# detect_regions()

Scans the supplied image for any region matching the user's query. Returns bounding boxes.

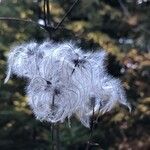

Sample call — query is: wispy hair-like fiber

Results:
[5,41,130,128]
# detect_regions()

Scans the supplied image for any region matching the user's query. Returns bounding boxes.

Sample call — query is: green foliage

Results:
[0,0,149,149]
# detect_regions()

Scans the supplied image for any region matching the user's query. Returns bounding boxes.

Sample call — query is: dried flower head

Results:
[5,41,130,128]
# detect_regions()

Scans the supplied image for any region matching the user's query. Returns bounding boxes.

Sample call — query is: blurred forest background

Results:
[0,0,150,149]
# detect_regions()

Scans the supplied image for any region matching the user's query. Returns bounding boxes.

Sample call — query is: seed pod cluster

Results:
[5,41,130,128]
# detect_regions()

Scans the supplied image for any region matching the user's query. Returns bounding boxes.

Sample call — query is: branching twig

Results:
[0,0,79,34]
[55,0,80,29]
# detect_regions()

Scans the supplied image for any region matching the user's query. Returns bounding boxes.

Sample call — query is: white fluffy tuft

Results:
[5,41,130,127]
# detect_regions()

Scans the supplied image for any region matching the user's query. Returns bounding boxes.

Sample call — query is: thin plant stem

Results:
[51,123,55,150]
[51,91,60,150]
[46,0,50,25]
[55,0,80,29]
[86,105,95,150]
[37,0,42,19]
[51,123,60,150]
[0,0,80,34]
[0,17,56,31]
[86,103,100,150]
[56,124,60,150]
[43,0,47,26]
[51,93,55,150]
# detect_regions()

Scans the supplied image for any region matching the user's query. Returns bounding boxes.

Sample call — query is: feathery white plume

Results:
[4,42,38,83]
[5,40,130,127]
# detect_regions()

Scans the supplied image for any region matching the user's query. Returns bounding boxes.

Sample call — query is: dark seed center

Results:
[54,88,61,95]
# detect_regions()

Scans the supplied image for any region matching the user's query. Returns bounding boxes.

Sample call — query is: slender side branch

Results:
[56,124,60,150]
[0,17,56,30]
[55,0,80,29]
[46,0,50,25]
[0,0,80,33]
[0,17,36,23]
[0,16,72,34]
[43,0,47,26]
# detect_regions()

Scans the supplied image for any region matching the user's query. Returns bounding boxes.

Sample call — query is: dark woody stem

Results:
[43,0,47,26]
[86,99,99,150]
[51,123,55,150]
[46,0,50,25]
[56,124,60,150]
[52,92,55,107]
[51,123,60,150]
[86,105,95,150]
[51,92,60,150]
[51,93,55,150]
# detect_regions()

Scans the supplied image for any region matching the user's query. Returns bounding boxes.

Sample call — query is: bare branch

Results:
[55,0,80,29]
[0,16,61,33]
[0,17,36,23]
[43,0,47,26]
[46,0,51,25]
[0,0,79,35]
